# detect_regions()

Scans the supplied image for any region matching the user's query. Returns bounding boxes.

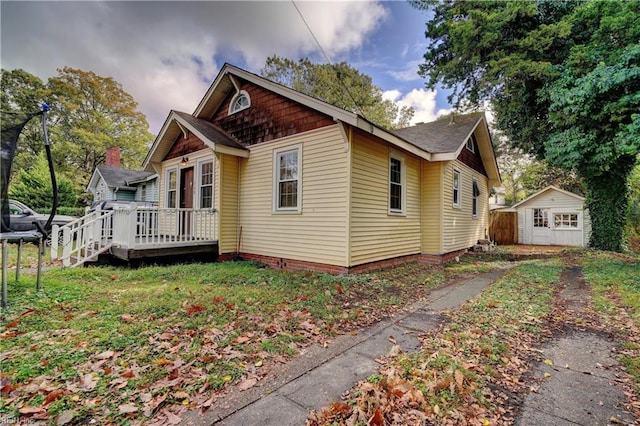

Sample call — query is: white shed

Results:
[511,185,591,247]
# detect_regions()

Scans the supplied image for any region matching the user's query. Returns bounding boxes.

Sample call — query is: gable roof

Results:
[191,63,431,161]
[143,63,500,186]
[392,112,482,154]
[510,185,585,209]
[87,166,156,192]
[142,109,249,171]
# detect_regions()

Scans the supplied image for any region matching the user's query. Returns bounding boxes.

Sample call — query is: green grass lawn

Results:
[1,254,508,425]
[309,257,565,425]
[581,251,640,387]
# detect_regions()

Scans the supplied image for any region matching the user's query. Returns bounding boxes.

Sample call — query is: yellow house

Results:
[141,64,501,273]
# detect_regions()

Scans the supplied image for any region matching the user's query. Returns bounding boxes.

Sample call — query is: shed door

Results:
[530,208,550,245]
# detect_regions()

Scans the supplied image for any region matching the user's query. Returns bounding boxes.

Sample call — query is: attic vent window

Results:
[228,90,251,115]
[466,133,477,153]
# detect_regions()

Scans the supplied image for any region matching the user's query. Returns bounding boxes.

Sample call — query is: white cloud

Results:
[384,88,452,125]
[1,1,388,134]
[386,59,423,82]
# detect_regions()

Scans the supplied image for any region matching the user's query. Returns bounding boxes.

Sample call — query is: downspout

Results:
[335,119,352,268]
[235,156,242,259]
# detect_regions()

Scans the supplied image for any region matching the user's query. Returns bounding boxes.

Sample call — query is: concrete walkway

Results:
[183,268,510,426]
[515,266,635,425]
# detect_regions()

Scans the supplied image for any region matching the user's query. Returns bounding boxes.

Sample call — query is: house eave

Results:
[172,114,249,158]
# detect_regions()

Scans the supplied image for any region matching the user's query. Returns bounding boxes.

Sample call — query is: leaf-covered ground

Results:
[307,251,640,425]
[1,255,507,425]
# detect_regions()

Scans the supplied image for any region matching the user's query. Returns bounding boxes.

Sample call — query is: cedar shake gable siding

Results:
[210,82,335,147]
[457,137,487,177]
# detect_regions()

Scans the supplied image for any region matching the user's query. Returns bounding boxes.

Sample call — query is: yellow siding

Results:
[219,154,239,253]
[442,161,490,252]
[238,126,350,266]
[421,161,443,254]
[349,133,421,266]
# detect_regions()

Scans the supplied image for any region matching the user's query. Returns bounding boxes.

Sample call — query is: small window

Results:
[466,133,477,153]
[199,161,214,208]
[228,90,251,115]
[140,184,147,202]
[533,208,548,228]
[273,145,302,212]
[452,168,461,208]
[472,179,480,217]
[389,155,405,214]
[554,213,579,229]
[167,169,177,208]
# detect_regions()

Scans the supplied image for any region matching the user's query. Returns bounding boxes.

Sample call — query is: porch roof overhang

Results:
[142,110,248,171]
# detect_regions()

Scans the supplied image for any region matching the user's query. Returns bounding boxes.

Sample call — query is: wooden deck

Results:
[110,239,218,261]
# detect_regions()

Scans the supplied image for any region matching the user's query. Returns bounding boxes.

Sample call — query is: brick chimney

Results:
[105,146,121,168]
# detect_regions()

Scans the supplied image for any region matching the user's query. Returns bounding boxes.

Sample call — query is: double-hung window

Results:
[472,179,480,217]
[452,168,461,208]
[199,160,214,208]
[167,169,177,208]
[273,145,301,212]
[389,154,405,214]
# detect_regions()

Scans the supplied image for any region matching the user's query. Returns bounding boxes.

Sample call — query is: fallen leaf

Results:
[543,372,552,378]
[173,391,189,399]
[368,408,384,426]
[120,314,135,322]
[543,359,553,366]
[5,320,20,328]
[56,410,75,425]
[118,404,138,414]
[238,378,258,391]
[79,373,99,390]
[19,308,35,317]
[455,370,464,390]
[388,335,397,344]
[19,406,46,415]
[94,350,115,360]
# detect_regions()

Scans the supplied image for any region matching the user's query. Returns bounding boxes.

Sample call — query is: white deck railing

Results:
[52,207,218,267]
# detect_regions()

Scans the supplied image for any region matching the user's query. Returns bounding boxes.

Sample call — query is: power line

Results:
[290,0,369,121]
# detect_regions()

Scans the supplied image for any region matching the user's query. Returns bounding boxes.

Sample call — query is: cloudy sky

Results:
[1,1,453,134]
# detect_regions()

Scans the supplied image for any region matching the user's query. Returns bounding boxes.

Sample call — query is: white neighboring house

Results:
[86,166,158,204]
[510,185,590,247]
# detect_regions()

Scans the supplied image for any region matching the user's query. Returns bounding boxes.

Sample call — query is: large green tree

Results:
[1,67,154,202]
[412,0,640,251]
[261,56,414,129]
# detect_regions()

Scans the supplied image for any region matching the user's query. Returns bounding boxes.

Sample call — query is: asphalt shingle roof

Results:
[392,112,483,154]
[173,111,246,150]
[97,166,155,189]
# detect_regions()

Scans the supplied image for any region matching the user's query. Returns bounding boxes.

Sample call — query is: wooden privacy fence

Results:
[489,211,518,245]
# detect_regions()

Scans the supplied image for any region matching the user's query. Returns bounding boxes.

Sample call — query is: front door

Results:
[180,167,193,235]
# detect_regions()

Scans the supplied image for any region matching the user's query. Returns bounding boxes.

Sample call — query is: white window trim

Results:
[228,90,251,115]
[197,158,215,209]
[452,168,461,209]
[273,144,302,214]
[466,134,476,153]
[551,211,583,231]
[388,152,406,215]
[472,178,479,218]
[166,167,178,208]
